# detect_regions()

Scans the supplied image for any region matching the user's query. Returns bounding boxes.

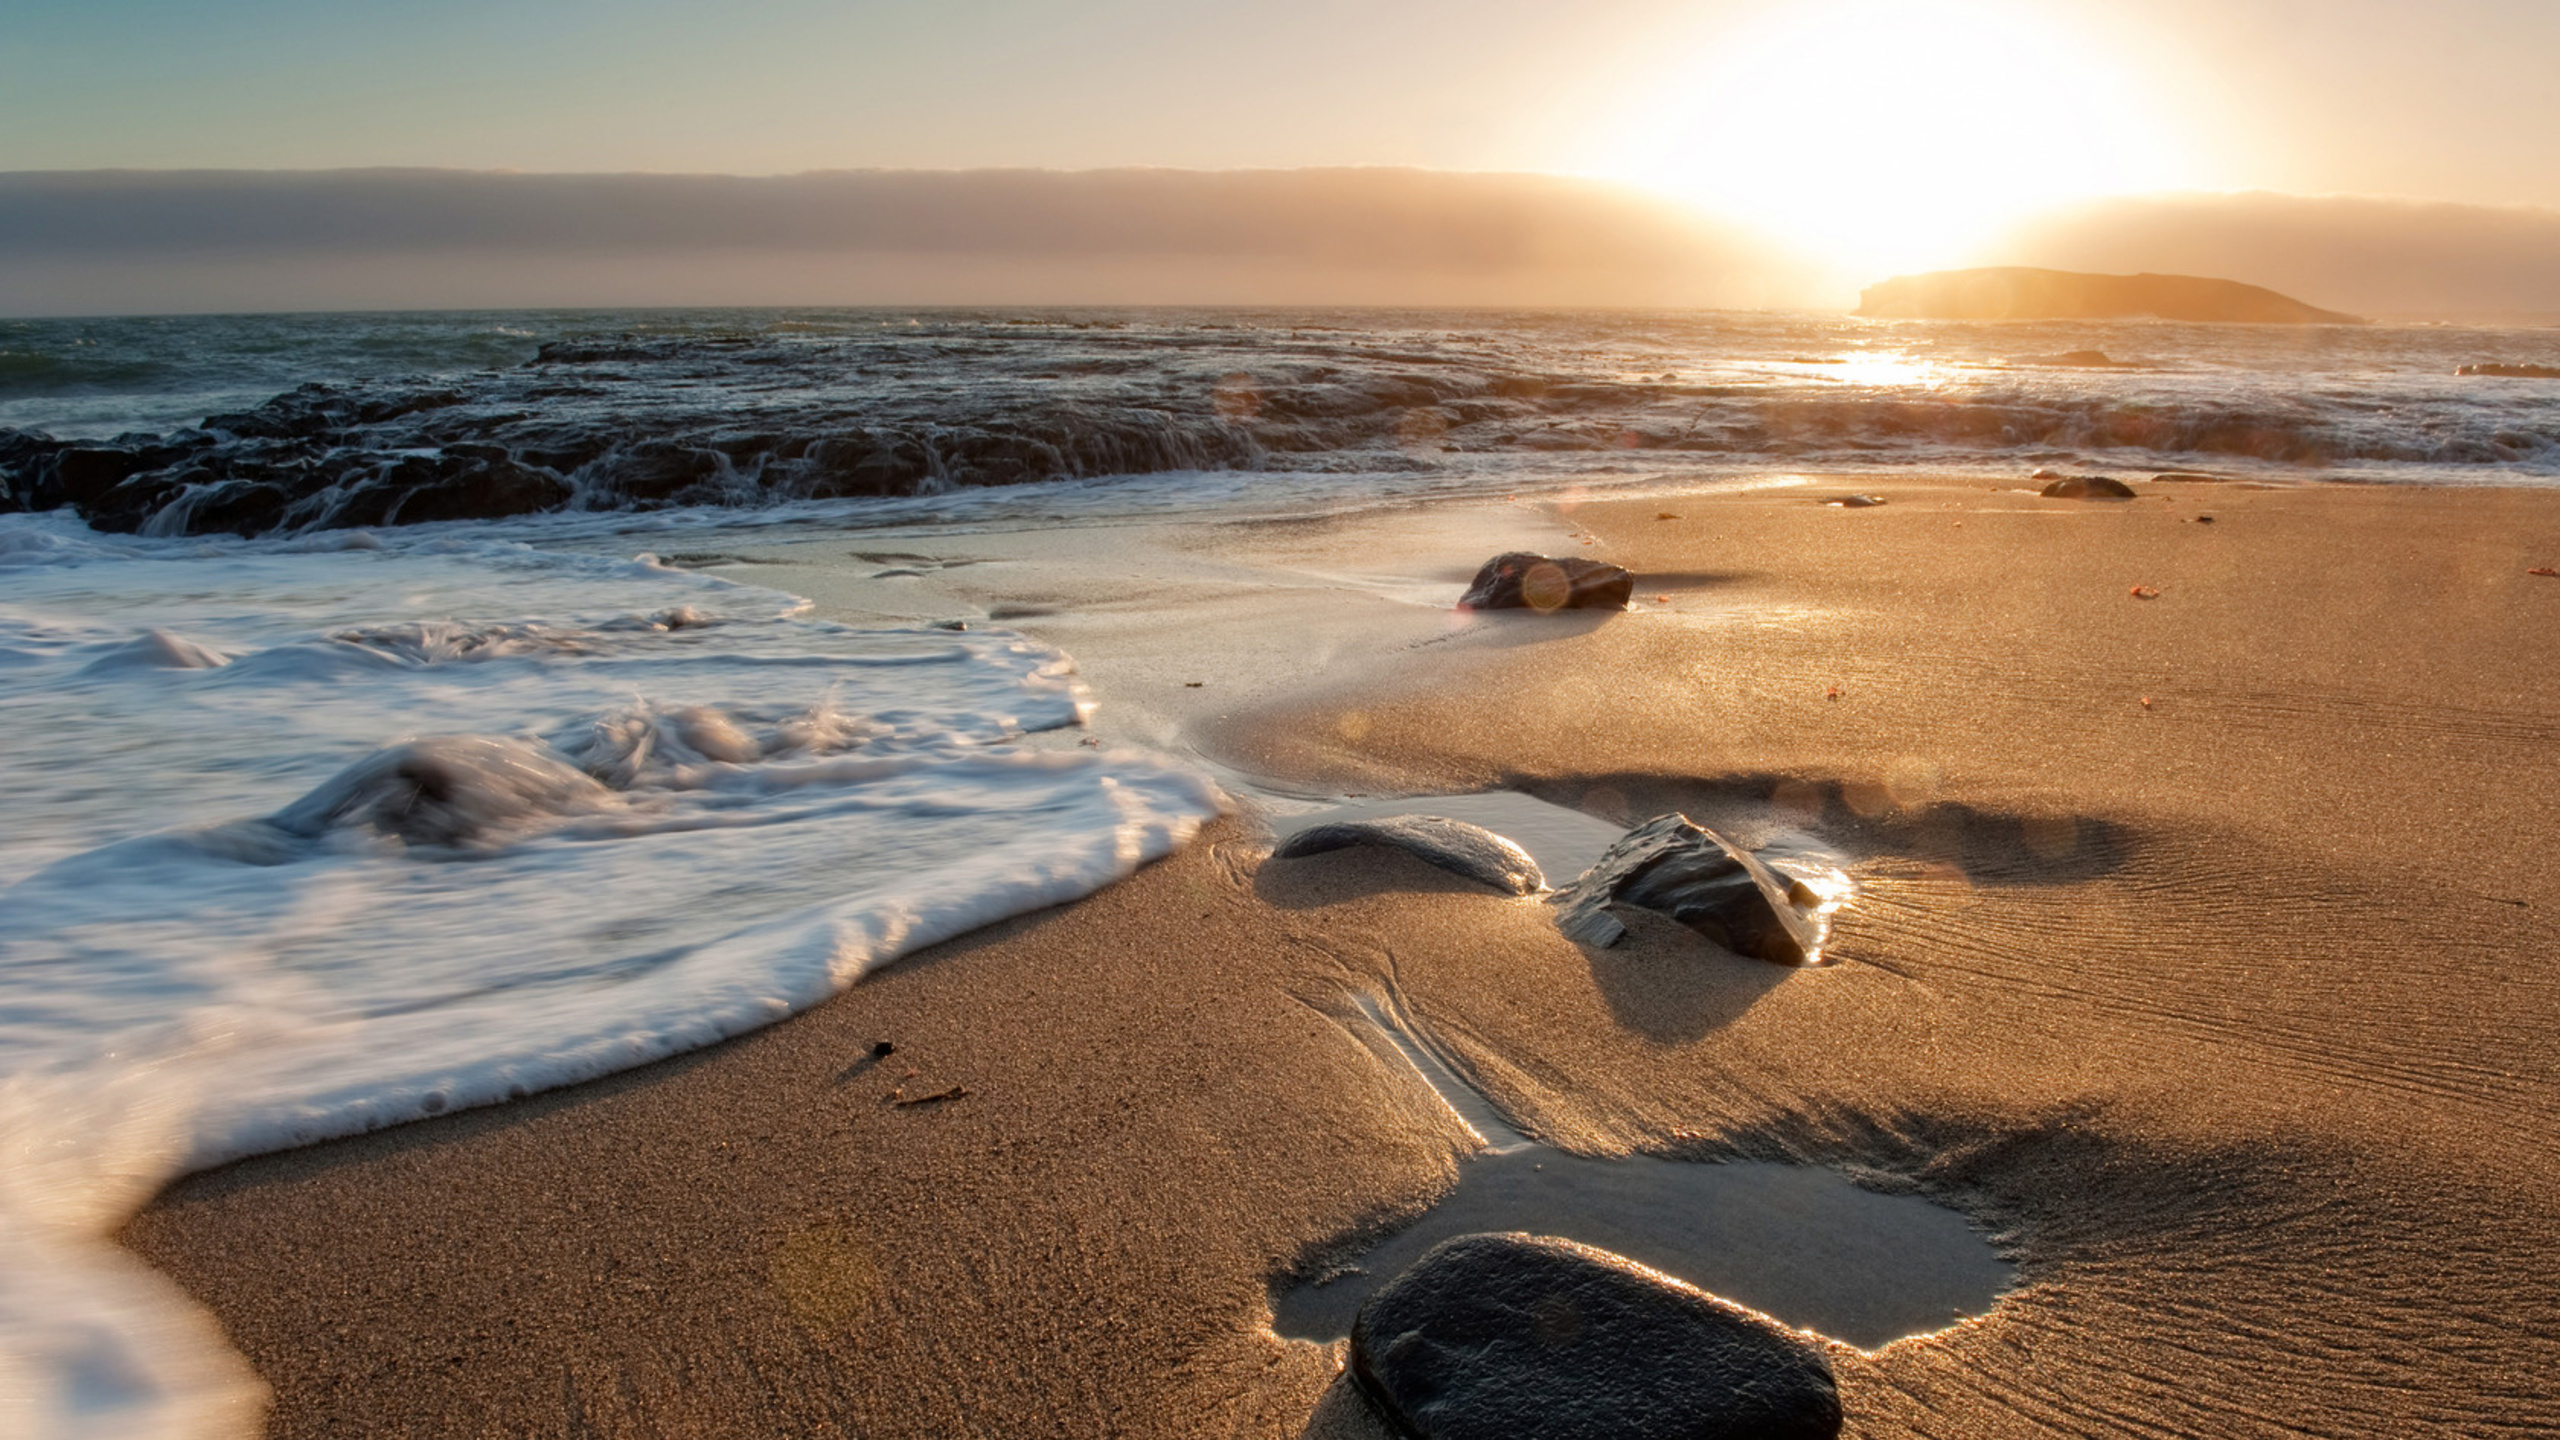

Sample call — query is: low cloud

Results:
[0,167,1815,316]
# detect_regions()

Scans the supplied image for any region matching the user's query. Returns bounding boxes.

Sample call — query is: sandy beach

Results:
[119,474,2560,1437]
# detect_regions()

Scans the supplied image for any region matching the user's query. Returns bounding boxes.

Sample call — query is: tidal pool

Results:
[1274,997,2015,1352]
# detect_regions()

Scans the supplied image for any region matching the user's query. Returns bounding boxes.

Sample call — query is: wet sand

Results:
[122,476,2560,1436]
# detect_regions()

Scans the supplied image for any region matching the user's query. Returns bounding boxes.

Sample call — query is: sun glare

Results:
[1587,0,2198,280]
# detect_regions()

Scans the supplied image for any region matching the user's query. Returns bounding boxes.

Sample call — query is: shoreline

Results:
[120,474,2560,1436]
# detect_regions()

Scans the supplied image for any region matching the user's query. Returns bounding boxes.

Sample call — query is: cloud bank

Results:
[1993,191,2560,322]
[0,168,1812,317]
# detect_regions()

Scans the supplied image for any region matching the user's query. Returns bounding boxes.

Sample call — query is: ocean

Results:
[1,306,2556,1438]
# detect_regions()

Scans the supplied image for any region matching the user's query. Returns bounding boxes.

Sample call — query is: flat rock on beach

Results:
[1349,1233,1841,1440]
[1273,815,1547,895]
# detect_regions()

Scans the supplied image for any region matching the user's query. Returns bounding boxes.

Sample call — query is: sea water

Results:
[0,510,1222,1438]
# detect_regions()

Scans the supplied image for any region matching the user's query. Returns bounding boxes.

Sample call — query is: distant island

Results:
[1857,266,2365,324]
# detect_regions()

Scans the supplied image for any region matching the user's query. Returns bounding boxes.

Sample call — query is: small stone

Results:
[1275,816,1545,895]
[1349,1233,1843,1440]
[871,1041,895,1059]
[1823,494,1887,507]
[1458,552,1634,613]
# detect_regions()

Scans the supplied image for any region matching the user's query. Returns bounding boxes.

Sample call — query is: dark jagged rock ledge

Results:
[1857,267,2364,325]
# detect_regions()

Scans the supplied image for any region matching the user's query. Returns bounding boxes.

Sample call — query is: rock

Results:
[1822,494,1887,508]
[1855,267,2363,325]
[2039,475,2136,499]
[2456,363,2560,379]
[78,630,232,673]
[1459,553,1633,612]
[1273,816,1545,895]
[1549,814,1821,963]
[1349,1233,1842,1440]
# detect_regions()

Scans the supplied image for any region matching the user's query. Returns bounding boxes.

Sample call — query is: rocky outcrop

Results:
[1549,814,1822,963]
[1857,267,2363,325]
[1272,816,1545,895]
[1459,553,1633,612]
[1349,1233,1843,1440]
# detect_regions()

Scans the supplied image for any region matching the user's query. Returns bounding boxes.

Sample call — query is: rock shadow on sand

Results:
[1524,772,2141,888]
[1579,905,1793,1044]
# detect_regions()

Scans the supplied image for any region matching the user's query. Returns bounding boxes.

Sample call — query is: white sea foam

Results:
[0,511,1223,1440]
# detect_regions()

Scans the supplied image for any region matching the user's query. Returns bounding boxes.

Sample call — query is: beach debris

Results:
[1184,680,1204,687]
[2195,515,2217,524]
[2141,696,2155,709]
[1825,685,1841,700]
[2041,475,2138,499]
[1653,593,1671,604]
[2152,471,2225,483]
[871,1040,895,1059]
[2129,585,2161,599]
[1823,494,1888,507]
[1459,552,1635,612]
[1079,736,1101,747]
[890,1085,968,1107]
[1549,814,1824,963]
[1274,815,1545,896]
[1349,1234,1843,1440]
[1656,511,1680,520]
[930,618,971,631]
[2530,567,2558,577]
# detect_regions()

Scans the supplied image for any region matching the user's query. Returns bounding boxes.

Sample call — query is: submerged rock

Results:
[1549,814,1821,963]
[1350,1233,1843,1440]
[2039,475,2137,499]
[1459,552,1634,612]
[1273,815,1544,895]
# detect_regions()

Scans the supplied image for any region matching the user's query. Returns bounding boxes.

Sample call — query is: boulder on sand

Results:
[2040,475,2137,499]
[1548,813,1822,963]
[1459,552,1633,612]
[1349,1232,1843,1440]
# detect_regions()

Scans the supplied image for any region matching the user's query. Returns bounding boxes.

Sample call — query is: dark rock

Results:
[389,458,570,525]
[182,479,296,537]
[1459,552,1634,612]
[1273,816,1545,895]
[1350,1233,1842,1440]
[1549,814,1822,963]
[2039,475,2137,499]
[600,441,722,504]
[804,431,934,497]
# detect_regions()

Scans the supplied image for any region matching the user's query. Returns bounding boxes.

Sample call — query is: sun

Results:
[1583,0,2200,280]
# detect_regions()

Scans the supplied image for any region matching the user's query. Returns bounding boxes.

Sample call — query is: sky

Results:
[8,0,2555,200]
[4,0,2557,314]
